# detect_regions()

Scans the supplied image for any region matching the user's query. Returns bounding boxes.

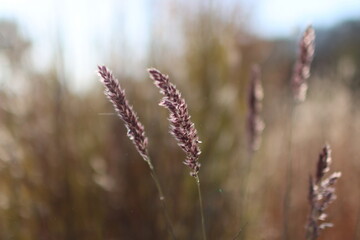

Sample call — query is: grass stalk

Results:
[148,68,204,238]
[237,150,255,237]
[195,175,207,240]
[354,208,360,240]
[283,25,315,239]
[98,66,177,239]
[236,64,264,237]
[282,104,295,240]
[148,162,177,240]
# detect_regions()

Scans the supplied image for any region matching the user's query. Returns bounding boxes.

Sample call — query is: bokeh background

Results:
[1,0,360,239]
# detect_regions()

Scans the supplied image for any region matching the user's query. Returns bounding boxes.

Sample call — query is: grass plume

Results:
[148,68,206,240]
[97,65,150,166]
[291,25,315,102]
[98,65,176,239]
[283,25,316,240]
[247,64,265,153]
[148,68,202,177]
[306,145,341,240]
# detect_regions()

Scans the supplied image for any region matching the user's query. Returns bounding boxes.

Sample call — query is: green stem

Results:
[146,158,177,240]
[237,150,255,238]
[195,175,207,240]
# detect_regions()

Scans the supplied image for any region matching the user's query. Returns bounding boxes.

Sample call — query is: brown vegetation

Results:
[0,3,358,240]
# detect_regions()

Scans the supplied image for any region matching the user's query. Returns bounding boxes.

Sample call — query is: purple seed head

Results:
[98,65,149,162]
[148,68,201,177]
[247,64,265,152]
[306,144,341,240]
[292,25,315,102]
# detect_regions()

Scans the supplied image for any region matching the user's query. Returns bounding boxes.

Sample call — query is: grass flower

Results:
[291,25,315,102]
[306,145,341,240]
[148,68,201,177]
[98,65,150,166]
[247,64,265,152]
[98,65,177,239]
[148,68,206,240]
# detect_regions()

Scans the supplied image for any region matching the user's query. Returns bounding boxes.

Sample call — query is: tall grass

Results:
[283,25,315,240]
[0,3,358,239]
[148,68,206,239]
[98,66,176,239]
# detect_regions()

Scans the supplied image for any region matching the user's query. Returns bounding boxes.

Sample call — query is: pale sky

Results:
[252,0,360,36]
[0,0,359,91]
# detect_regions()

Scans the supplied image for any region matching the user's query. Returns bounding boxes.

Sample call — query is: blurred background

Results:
[0,0,360,239]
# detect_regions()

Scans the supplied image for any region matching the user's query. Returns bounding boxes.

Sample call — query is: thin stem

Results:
[353,206,360,240]
[282,104,295,240]
[147,158,177,240]
[195,175,207,240]
[305,203,318,240]
[232,222,248,240]
[238,150,255,237]
[231,150,254,238]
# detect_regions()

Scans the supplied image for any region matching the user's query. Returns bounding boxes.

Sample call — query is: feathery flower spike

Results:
[292,25,315,102]
[306,145,341,240]
[148,68,201,177]
[247,64,265,152]
[98,65,150,165]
